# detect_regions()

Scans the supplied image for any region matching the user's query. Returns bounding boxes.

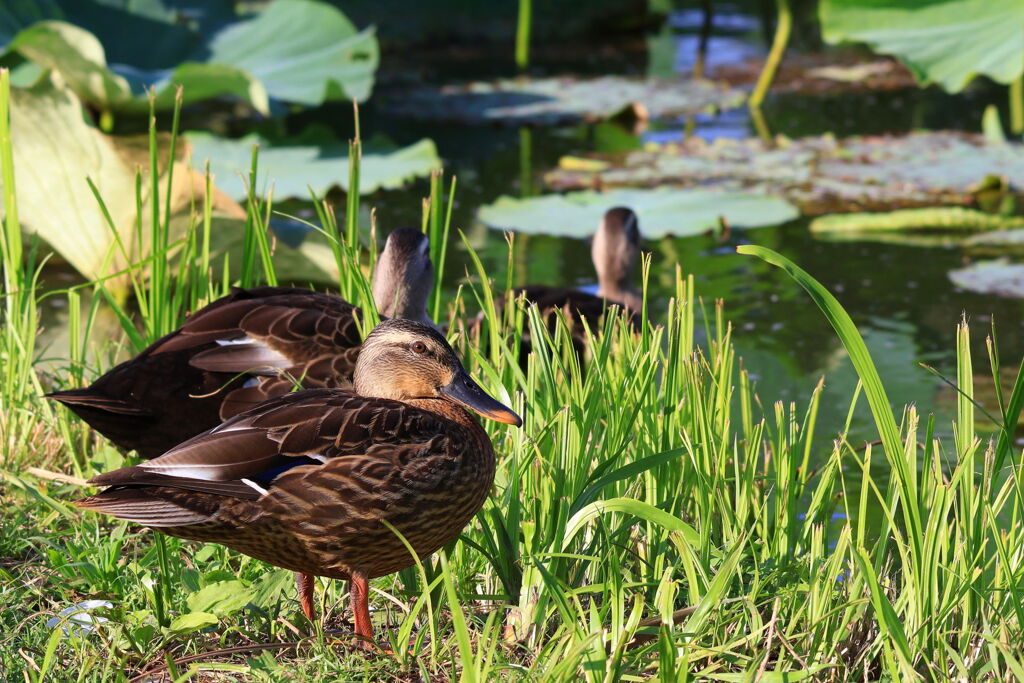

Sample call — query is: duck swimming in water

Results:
[484,207,642,368]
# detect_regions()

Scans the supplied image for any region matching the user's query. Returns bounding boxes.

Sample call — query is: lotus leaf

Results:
[186,131,442,201]
[1,0,378,114]
[0,75,138,282]
[477,188,798,238]
[949,261,1024,299]
[820,0,1024,92]
[385,76,745,126]
[0,77,334,291]
[544,132,1024,215]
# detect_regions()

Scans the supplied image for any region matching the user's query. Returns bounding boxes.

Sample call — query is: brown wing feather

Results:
[47,287,364,458]
[79,388,496,580]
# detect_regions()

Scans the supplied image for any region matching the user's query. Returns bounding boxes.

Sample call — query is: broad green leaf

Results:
[820,0,1024,92]
[186,580,254,617]
[205,0,379,105]
[2,0,379,113]
[478,188,797,238]
[6,20,267,114]
[168,611,218,633]
[0,75,137,282]
[186,131,441,200]
[8,21,132,107]
[248,569,295,609]
[810,208,1024,234]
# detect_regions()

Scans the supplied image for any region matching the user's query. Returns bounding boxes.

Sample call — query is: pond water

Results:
[356,9,1020,457]
[41,7,1023,464]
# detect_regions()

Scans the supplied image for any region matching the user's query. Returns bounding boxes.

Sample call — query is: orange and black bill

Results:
[441,371,522,426]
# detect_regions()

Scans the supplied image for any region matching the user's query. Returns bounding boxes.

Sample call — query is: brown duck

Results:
[47,228,435,458]
[76,318,521,649]
[516,206,642,317]
[485,207,642,366]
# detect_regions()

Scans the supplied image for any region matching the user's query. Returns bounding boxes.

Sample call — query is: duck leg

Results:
[350,570,374,650]
[296,572,316,622]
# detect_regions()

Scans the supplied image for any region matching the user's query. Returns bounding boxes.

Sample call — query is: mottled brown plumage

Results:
[47,228,435,458]
[76,319,521,649]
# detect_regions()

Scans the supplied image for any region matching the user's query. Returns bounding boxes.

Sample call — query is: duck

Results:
[517,206,642,317]
[482,207,642,367]
[75,318,521,650]
[47,228,436,459]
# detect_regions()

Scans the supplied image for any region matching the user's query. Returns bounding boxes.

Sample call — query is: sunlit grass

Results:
[3,71,1024,681]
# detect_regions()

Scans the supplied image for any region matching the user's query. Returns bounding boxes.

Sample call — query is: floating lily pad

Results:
[385,76,745,126]
[0,76,332,293]
[1,0,378,115]
[820,0,1024,92]
[477,188,798,238]
[186,131,442,201]
[544,132,1024,215]
[949,261,1024,299]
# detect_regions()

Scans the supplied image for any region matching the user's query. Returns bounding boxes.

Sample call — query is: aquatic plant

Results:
[4,71,1024,681]
[1,0,379,121]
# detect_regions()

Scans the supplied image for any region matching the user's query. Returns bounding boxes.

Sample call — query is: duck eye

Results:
[410,341,427,354]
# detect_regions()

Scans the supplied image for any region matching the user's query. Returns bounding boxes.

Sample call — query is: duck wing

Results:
[78,388,456,526]
[47,288,365,457]
[157,286,364,375]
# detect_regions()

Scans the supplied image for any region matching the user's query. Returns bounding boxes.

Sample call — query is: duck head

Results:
[591,207,642,311]
[372,228,436,328]
[354,319,522,426]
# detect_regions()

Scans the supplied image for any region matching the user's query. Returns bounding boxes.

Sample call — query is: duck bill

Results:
[441,371,522,426]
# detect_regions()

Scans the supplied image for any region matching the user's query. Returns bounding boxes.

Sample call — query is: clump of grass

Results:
[2,77,1024,682]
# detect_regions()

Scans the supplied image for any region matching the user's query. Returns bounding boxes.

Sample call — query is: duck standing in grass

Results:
[76,318,521,649]
[47,228,436,458]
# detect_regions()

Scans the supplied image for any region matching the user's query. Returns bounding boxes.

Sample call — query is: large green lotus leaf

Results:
[6,20,266,113]
[8,22,133,108]
[387,76,745,126]
[186,131,441,200]
[2,0,378,113]
[477,188,798,238]
[949,260,1024,299]
[8,21,268,114]
[820,0,1024,92]
[205,0,378,105]
[545,132,1024,215]
[0,76,137,282]
[0,0,234,69]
